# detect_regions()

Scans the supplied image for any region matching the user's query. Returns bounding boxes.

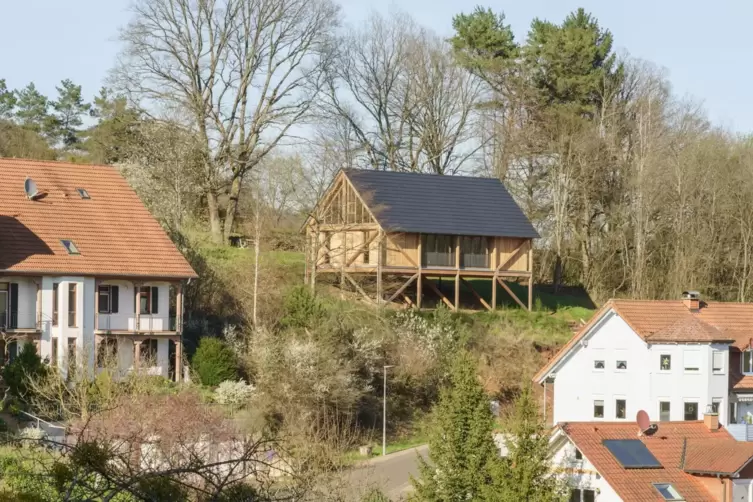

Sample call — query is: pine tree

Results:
[483,386,566,502]
[411,351,498,501]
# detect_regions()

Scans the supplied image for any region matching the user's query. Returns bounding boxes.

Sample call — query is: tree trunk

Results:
[553,254,563,293]
[207,190,223,244]
[223,176,243,245]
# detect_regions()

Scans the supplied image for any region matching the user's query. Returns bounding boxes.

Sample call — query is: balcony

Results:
[728,423,753,441]
[96,314,177,334]
[0,311,41,333]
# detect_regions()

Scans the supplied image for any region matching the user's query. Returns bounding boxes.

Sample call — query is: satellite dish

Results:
[636,410,658,436]
[24,177,41,200]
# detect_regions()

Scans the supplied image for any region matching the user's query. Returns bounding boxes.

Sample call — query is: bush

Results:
[280,286,325,329]
[191,338,238,387]
[1,342,47,402]
[213,380,255,407]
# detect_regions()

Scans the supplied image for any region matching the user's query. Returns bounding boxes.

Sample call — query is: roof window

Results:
[61,239,80,255]
[653,483,684,501]
[76,188,90,199]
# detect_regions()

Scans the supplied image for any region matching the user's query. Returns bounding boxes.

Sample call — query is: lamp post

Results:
[383,364,394,456]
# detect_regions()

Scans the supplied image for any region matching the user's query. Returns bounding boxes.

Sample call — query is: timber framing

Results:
[303,170,536,311]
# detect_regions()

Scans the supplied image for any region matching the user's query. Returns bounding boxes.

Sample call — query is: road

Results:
[343,445,428,501]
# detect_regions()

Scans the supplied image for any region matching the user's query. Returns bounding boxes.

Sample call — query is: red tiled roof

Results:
[0,158,196,279]
[535,299,753,383]
[682,438,753,475]
[560,421,737,501]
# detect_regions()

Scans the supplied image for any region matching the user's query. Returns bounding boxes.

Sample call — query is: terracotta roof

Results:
[534,299,753,383]
[0,158,196,278]
[682,438,753,475]
[560,421,736,501]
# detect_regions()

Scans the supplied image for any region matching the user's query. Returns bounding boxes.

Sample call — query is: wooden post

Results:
[311,228,319,291]
[454,236,461,312]
[528,243,534,311]
[133,340,141,369]
[304,231,310,286]
[134,284,141,332]
[175,337,183,382]
[416,234,423,309]
[176,282,183,333]
[376,231,384,305]
[491,239,498,310]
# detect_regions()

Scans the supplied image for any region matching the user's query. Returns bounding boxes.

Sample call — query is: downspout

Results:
[543,379,548,425]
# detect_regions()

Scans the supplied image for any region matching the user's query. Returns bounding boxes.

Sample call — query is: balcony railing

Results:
[96,314,178,333]
[0,312,40,331]
[728,423,753,441]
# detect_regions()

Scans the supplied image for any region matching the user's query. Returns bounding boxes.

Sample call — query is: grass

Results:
[343,434,428,465]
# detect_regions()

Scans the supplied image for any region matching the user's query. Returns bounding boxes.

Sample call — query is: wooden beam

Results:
[496,276,527,310]
[491,273,497,310]
[423,278,454,310]
[461,277,492,311]
[345,231,378,267]
[344,273,374,304]
[386,274,418,304]
[402,292,414,307]
[376,231,383,305]
[528,277,533,312]
[454,237,461,312]
[416,234,423,309]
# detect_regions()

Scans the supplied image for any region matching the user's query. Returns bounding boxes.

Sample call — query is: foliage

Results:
[484,387,566,501]
[361,488,391,502]
[213,379,255,408]
[2,342,47,402]
[411,350,498,501]
[192,337,239,387]
[281,286,326,329]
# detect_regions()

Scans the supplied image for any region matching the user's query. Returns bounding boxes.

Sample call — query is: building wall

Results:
[552,311,728,424]
[0,276,38,328]
[97,280,172,332]
[551,436,621,501]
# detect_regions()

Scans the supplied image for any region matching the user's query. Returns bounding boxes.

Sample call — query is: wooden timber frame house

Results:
[303,169,539,311]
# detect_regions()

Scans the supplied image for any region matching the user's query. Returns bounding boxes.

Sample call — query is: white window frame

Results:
[659,354,672,372]
[742,350,753,375]
[569,488,596,502]
[593,399,605,419]
[615,359,628,371]
[615,397,627,420]
[711,398,723,415]
[658,400,671,422]
[712,350,725,374]
[683,400,699,421]
[683,350,701,373]
[593,359,605,371]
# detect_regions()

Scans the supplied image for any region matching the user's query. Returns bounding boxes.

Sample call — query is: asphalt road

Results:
[343,445,428,501]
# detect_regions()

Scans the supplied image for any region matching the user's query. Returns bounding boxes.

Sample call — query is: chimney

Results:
[682,291,701,312]
[704,405,719,431]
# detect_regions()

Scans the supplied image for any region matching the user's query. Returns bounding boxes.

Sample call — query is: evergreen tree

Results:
[411,351,498,501]
[483,386,566,502]
[0,79,16,120]
[83,87,142,163]
[14,82,51,134]
[50,79,91,148]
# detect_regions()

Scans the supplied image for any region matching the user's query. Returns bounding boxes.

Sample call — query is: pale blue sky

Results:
[2,0,751,131]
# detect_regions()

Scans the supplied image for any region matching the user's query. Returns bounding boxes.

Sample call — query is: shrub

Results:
[19,426,46,442]
[213,380,255,407]
[1,342,47,402]
[0,417,8,434]
[280,286,325,329]
[191,338,238,387]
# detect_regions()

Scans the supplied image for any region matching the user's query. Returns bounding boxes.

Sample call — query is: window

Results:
[616,360,627,370]
[711,398,722,415]
[660,354,671,371]
[593,360,605,370]
[712,351,724,374]
[744,350,753,374]
[98,285,119,314]
[569,489,595,502]
[52,283,59,326]
[67,284,77,327]
[683,350,701,372]
[60,239,80,255]
[140,339,159,364]
[67,337,77,369]
[684,402,698,421]
[660,401,671,422]
[76,188,90,199]
[593,400,604,418]
[50,337,57,367]
[362,232,370,264]
[616,399,627,419]
[134,287,159,315]
[653,483,684,501]
[97,339,118,367]
[421,234,456,267]
[460,236,491,269]
[574,448,583,460]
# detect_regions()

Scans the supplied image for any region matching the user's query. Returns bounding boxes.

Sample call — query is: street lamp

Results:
[383,364,394,456]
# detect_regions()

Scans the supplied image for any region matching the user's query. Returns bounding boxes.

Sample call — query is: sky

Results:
[2,0,752,132]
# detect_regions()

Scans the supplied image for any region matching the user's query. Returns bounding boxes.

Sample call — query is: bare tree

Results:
[115,0,340,243]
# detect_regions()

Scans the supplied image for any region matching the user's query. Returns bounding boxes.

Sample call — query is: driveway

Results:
[342,445,428,501]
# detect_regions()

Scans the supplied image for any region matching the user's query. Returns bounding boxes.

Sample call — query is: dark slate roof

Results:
[343,169,539,238]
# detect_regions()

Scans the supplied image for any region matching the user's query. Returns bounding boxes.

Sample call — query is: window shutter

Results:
[9,283,18,329]
[111,286,119,314]
[151,287,159,314]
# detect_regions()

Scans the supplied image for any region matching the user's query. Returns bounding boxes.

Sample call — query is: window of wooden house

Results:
[422,234,456,267]
[67,284,77,327]
[461,236,491,269]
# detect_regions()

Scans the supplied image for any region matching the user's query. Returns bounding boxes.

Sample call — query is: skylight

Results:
[602,439,662,469]
[653,483,684,501]
[61,239,80,255]
[76,188,90,199]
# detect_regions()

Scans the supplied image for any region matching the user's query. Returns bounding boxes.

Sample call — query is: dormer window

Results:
[76,188,90,199]
[60,239,80,255]
[742,350,753,375]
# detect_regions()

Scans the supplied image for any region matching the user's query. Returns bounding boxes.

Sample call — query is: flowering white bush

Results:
[19,425,46,442]
[391,309,456,357]
[213,379,255,407]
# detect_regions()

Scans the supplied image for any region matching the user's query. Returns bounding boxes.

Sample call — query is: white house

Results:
[0,158,196,380]
[534,292,753,436]
[550,415,753,501]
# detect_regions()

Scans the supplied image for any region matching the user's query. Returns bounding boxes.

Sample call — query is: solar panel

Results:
[602,439,662,469]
